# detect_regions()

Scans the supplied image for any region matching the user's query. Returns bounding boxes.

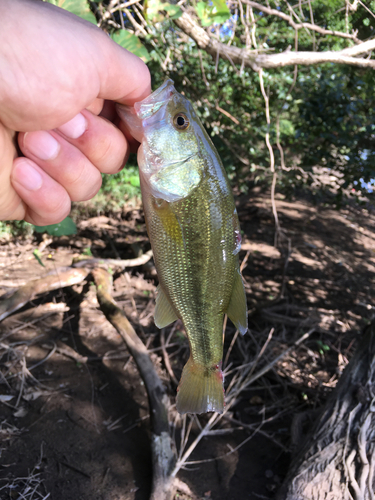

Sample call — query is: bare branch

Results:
[341,38,375,56]
[242,0,361,43]
[174,11,375,70]
[256,48,375,69]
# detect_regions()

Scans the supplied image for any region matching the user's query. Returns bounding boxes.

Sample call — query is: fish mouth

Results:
[116,79,176,142]
[134,79,176,119]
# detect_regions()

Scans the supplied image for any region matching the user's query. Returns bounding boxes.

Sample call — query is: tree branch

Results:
[242,0,361,43]
[174,11,375,70]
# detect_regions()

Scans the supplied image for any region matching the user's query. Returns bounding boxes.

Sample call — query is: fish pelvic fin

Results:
[176,358,224,415]
[154,285,178,328]
[226,269,248,335]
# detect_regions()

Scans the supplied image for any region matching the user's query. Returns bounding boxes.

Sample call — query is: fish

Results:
[117,80,247,414]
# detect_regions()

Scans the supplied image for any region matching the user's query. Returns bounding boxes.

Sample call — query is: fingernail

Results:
[57,112,87,139]
[23,131,60,160]
[13,159,43,191]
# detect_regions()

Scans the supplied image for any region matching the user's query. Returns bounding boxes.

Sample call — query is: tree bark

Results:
[277,321,375,500]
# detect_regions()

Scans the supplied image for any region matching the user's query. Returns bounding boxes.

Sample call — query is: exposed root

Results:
[91,268,177,500]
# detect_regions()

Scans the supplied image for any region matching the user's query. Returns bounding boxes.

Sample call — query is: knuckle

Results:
[68,164,102,202]
[29,198,71,226]
[90,129,126,172]
[46,196,71,222]
[92,134,114,166]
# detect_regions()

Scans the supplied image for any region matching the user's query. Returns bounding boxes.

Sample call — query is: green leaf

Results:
[196,0,230,26]
[46,0,97,24]
[363,18,370,26]
[34,216,77,237]
[82,247,93,256]
[212,13,230,24]
[212,0,230,22]
[212,0,230,14]
[129,174,140,187]
[145,0,164,22]
[33,249,45,268]
[279,119,295,137]
[196,1,212,26]
[163,3,182,19]
[112,30,150,63]
[145,0,182,22]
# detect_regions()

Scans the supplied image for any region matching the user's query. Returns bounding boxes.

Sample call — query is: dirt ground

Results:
[0,189,374,500]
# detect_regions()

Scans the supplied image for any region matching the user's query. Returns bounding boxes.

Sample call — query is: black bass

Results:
[117,80,247,414]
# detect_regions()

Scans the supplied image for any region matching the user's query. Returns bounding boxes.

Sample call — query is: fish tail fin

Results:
[176,358,224,415]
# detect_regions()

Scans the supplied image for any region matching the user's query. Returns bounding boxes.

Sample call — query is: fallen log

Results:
[0,250,154,323]
[277,321,375,500]
[0,267,89,322]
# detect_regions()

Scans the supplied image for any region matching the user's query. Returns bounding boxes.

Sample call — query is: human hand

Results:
[0,0,150,225]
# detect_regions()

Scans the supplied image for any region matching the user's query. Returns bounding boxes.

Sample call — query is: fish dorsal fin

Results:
[226,270,248,335]
[154,285,178,328]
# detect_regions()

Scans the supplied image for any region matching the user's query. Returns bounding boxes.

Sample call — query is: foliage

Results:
[0,220,33,239]
[33,216,77,236]
[100,162,141,207]
[145,0,183,23]
[44,0,375,204]
[195,0,230,26]
[45,0,96,24]
[293,67,375,192]
[112,30,151,62]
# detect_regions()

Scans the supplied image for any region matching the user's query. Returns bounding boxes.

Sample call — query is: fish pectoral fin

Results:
[226,270,248,335]
[154,285,178,328]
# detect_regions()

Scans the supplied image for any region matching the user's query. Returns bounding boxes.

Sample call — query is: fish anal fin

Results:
[154,285,178,329]
[226,270,248,335]
[176,358,224,415]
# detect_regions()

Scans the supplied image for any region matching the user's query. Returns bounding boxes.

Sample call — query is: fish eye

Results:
[173,113,190,131]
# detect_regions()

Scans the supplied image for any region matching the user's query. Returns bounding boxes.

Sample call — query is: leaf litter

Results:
[0,191,374,499]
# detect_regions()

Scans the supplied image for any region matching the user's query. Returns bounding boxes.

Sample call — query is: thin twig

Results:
[258,68,281,247]
[244,0,361,42]
[172,412,219,476]
[161,328,179,386]
[226,328,315,406]
[72,249,153,269]
[215,103,240,125]
[198,49,209,87]
[183,421,264,465]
